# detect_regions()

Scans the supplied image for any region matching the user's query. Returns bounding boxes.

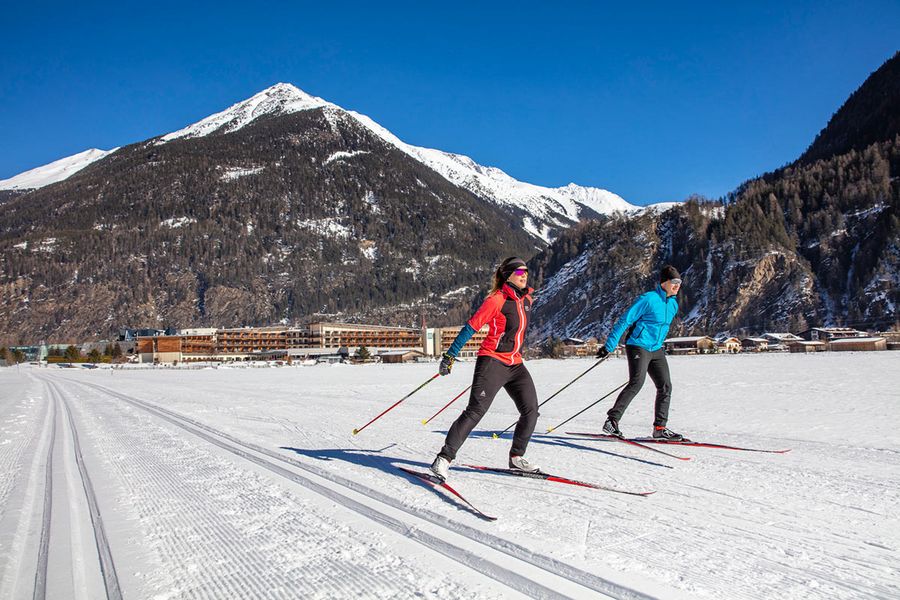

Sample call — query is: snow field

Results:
[0,352,897,599]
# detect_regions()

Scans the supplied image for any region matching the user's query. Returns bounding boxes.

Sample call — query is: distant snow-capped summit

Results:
[160,83,335,142]
[6,83,673,241]
[153,83,653,238]
[0,148,117,191]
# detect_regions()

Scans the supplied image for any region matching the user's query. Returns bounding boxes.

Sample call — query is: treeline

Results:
[528,137,899,338]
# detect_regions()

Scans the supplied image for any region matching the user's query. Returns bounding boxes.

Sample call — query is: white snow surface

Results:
[220,166,265,181]
[0,353,897,599]
[160,217,196,228]
[160,83,333,142]
[0,148,116,191]
[324,150,370,165]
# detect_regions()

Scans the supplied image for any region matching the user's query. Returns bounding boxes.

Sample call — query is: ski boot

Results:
[652,426,685,442]
[430,455,450,481]
[509,455,541,473]
[603,417,623,438]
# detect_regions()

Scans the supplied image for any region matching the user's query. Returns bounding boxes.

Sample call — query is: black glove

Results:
[596,347,610,359]
[439,352,455,376]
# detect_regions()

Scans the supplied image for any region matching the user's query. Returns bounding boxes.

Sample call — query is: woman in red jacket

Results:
[430,257,540,481]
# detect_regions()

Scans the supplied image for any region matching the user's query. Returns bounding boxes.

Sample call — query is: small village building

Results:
[741,337,769,352]
[787,340,827,353]
[664,336,715,355]
[9,345,46,362]
[761,332,801,352]
[137,336,183,364]
[715,337,741,353]
[762,332,803,344]
[827,337,887,352]
[796,327,866,342]
[379,349,426,364]
[875,331,900,350]
[558,337,601,358]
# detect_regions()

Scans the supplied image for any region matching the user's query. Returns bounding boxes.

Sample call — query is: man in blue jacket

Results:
[597,265,685,441]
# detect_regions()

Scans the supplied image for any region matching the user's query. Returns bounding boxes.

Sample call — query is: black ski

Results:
[397,466,497,521]
[463,464,654,497]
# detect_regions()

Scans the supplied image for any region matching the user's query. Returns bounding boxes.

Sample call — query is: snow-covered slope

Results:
[342,106,660,241]
[154,83,666,240]
[4,83,673,241]
[160,83,334,142]
[0,148,117,191]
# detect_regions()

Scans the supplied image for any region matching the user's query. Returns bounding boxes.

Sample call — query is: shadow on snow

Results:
[279,444,494,520]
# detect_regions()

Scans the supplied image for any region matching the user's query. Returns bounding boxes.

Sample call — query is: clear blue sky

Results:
[1,1,897,204]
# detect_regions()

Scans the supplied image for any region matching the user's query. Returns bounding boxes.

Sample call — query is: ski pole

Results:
[422,385,471,425]
[545,381,628,433]
[352,373,441,435]
[493,356,609,439]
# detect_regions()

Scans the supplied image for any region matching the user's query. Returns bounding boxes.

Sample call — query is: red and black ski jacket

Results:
[467,283,534,366]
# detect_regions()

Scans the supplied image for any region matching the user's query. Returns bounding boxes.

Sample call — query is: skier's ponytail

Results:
[489,267,506,295]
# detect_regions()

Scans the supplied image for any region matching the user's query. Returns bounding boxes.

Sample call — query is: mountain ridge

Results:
[2,82,658,243]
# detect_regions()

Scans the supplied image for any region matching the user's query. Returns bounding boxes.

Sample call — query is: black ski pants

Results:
[607,345,672,427]
[439,356,538,461]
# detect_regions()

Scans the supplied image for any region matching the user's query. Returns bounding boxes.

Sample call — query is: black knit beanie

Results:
[660,265,681,283]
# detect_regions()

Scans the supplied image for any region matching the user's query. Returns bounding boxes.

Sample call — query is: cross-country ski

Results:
[626,439,793,454]
[462,464,655,497]
[565,432,692,461]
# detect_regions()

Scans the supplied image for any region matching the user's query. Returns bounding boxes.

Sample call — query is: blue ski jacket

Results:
[604,285,678,353]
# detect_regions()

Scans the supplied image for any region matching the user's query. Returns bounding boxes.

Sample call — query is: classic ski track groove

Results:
[47,381,124,600]
[71,378,665,600]
[32,384,56,600]
[0,378,51,600]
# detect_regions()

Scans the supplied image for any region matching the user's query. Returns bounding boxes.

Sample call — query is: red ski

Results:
[397,466,497,521]
[463,464,654,497]
[565,432,691,461]
[627,438,792,454]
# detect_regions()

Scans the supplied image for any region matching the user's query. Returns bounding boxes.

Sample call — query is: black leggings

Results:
[439,356,538,461]
[607,345,672,427]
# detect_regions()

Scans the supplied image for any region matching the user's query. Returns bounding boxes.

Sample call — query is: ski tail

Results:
[397,466,498,521]
[628,439,792,454]
[565,432,691,461]
[462,464,654,497]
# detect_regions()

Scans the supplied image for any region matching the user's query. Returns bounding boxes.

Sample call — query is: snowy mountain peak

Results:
[5,82,665,241]
[0,148,117,191]
[160,83,334,142]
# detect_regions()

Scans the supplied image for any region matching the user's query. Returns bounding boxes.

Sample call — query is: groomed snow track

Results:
[49,381,124,600]
[15,380,124,600]
[65,377,666,600]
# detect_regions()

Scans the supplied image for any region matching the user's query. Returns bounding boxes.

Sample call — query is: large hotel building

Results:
[137,322,489,364]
